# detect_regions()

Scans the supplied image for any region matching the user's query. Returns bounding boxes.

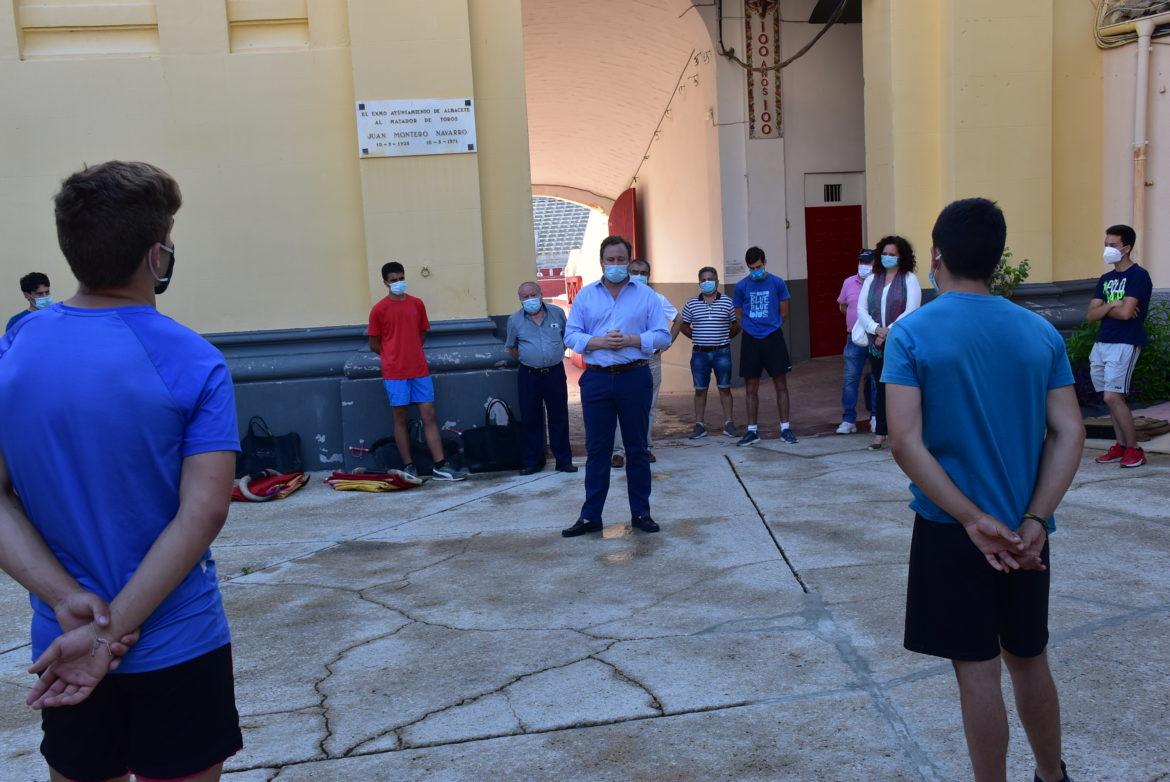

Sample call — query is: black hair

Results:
[930,198,1006,282]
[599,235,632,261]
[872,235,917,275]
[54,161,181,290]
[630,258,651,273]
[20,272,50,293]
[697,266,718,280]
[1106,224,1136,251]
[381,261,405,280]
[745,246,766,266]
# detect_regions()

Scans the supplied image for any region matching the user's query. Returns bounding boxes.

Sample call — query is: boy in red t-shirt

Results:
[368,262,466,481]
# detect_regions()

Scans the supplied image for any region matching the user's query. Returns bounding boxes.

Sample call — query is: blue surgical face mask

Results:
[629,274,649,286]
[521,297,542,314]
[929,256,941,291]
[389,280,408,296]
[881,254,899,269]
[699,279,718,295]
[857,264,872,279]
[34,295,54,309]
[749,267,767,281]
[604,264,629,284]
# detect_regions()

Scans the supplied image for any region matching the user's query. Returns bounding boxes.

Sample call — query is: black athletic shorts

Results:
[41,644,242,782]
[739,329,791,379]
[904,515,1050,662]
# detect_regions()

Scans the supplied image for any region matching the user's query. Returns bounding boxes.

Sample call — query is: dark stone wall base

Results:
[212,279,1107,472]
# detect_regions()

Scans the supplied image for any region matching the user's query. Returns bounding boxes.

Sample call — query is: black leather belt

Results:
[521,363,561,374]
[693,344,731,352]
[586,360,649,374]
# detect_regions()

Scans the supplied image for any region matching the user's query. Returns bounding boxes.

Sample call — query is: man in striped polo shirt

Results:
[674,266,740,439]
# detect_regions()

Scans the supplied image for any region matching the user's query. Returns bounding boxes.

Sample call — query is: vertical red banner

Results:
[745,0,782,139]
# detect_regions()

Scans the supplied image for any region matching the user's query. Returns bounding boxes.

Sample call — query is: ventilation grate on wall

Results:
[17,0,160,59]
[824,183,843,203]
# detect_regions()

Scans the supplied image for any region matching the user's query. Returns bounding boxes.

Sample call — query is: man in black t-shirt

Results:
[1086,224,1153,469]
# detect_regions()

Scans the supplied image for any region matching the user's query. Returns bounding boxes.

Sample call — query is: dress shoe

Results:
[555,463,579,473]
[561,518,602,537]
[631,515,660,533]
[519,463,545,476]
[611,454,625,469]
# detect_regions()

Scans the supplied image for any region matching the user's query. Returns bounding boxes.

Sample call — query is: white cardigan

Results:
[856,272,922,335]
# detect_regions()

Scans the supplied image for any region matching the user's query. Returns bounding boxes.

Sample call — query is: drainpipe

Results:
[1133,19,1154,260]
[1100,11,1170,259]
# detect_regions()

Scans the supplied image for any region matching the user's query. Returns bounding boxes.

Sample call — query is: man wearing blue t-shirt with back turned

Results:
[732,246,797,445]
[0,161,242,781]
[885,198,1084,782]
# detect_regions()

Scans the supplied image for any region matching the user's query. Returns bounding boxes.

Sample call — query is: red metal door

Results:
[608,188,639,258]
[805,205,863,357]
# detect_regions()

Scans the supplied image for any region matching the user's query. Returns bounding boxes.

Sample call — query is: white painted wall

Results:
[780,2,867,280]
[635,47,724,284]
[709,0,865,284]
[1103,41,1170,287]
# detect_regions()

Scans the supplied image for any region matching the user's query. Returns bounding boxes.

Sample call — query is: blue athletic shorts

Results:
[690,346,733,390]
[384,376,435,406]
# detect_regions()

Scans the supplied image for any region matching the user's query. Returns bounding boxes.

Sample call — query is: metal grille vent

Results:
[824,184,843,203]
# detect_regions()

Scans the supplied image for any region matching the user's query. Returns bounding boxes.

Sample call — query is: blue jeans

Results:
[580,365,653,522]
[690,346,733,390]
[841,338,875,423]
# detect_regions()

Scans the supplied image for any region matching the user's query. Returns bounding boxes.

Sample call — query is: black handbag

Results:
[370,420,464,476]
[236,416,304,478]
[461,398,524,473]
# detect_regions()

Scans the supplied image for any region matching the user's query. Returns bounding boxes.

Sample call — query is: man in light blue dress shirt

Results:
[562,236,670,537]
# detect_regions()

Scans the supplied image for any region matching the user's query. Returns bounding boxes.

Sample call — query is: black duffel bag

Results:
[236,416,304,478]
[369,420,464,476]
[461,398,524,474]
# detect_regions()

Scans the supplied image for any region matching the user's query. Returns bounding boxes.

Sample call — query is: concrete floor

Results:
[1,435,1167,781]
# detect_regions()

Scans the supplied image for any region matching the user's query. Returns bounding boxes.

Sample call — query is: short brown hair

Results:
[54,161,182,290]
[598,235,632,261]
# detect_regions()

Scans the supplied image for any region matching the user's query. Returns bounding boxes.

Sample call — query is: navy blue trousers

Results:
[579,364,652,522]
[517,363,573,469]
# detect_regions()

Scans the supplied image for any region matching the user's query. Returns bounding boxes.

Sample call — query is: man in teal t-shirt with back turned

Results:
[884,197,1084,782]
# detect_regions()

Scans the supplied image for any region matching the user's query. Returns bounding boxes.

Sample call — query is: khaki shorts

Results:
[1090,342,1140,394]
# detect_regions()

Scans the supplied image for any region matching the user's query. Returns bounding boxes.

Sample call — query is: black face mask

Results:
[153,246,176,295]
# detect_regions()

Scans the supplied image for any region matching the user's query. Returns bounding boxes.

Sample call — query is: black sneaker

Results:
[631,515,660,533]
[1034,761,1071,782]
[689,422,707,440]
[561,518,602,537]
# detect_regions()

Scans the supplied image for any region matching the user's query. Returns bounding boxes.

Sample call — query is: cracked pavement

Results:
[1,436,1167,780]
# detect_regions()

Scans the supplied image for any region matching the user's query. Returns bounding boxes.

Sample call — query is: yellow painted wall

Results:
[0,0,535,332]
[467,0,538,318]
[0,0,369,333]
[863,0,1101,284]
[1052,0,1104,281]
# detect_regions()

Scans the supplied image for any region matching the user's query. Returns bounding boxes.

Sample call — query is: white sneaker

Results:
[836,422,857,435]
[870,415,878,433]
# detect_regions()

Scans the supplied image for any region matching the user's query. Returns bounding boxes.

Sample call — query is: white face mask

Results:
[1103,246,1123,266]
[857,264,872,279]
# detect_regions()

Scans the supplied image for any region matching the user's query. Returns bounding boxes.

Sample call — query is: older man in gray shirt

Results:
[505,282,577,475]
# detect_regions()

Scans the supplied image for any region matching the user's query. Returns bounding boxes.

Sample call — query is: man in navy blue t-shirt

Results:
[0,162,243,781]
[1086,224,1153,469]
[731,246,797,446]
[885,198,1084,782]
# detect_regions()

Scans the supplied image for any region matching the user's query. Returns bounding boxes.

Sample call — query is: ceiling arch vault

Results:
[522,0,714,206]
